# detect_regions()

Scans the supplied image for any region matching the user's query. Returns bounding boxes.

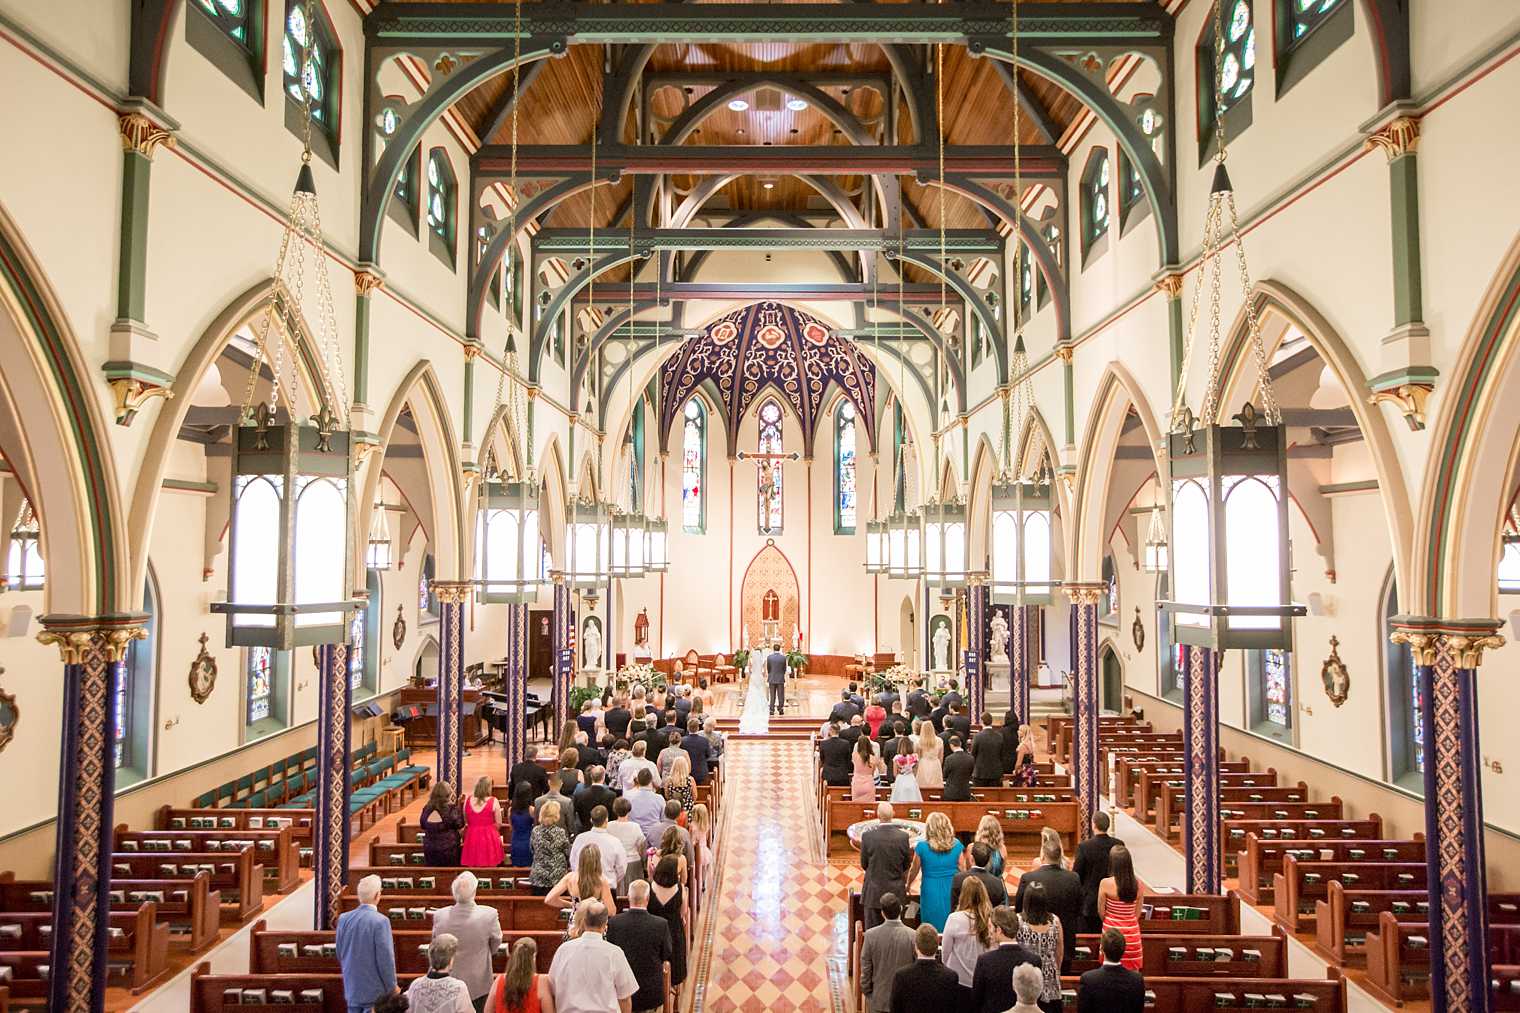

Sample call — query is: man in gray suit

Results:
[859,893,917,1013]
[859,802,912,930]
[431,871,503,1012]
[766,644,788,715]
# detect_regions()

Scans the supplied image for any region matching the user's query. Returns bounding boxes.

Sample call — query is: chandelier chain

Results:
[486,0,525,481]
[1010,0,1022,337]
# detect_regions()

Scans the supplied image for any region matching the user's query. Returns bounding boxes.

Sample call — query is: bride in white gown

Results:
[738,647,770,734]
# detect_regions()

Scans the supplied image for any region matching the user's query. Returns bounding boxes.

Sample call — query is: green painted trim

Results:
[353,289,373,406]
[1318,479,1379,495]
[1166,291,1184,398]
[102,359,175,386]
[1388,153,1423,326]
[1273,0,1354,100]
[1366,365,1439,391]
[462,354,476,445]
[161,478,219,494]
[117,151,153,324]
[1062,357,1075,445]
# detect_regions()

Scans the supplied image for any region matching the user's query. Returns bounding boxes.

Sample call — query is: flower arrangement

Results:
[867,665,915,695]
[614,662,665,694]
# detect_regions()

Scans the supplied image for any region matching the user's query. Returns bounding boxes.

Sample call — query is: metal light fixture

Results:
[212,52,354,650]
[922,497,968,588]
[610,508,648,578]
[1161,0,1303,650]
[644,515,669,573]
[727,98,750,112]
[886,506,923,580]
[865,518,889,575]
[1142,502,1169,574]
[565,495,611,590]
[475,462,543,604]
[991,465,1054,606]
[366,501,394,571]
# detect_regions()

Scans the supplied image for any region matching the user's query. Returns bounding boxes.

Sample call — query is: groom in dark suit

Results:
[766,644,788,715]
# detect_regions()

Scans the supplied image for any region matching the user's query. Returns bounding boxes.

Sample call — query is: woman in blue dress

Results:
[907,811,966,931]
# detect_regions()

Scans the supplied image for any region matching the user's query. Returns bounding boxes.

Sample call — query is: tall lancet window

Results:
[835,400,858,534]
[757,399,784,534]
[681,398,706,533]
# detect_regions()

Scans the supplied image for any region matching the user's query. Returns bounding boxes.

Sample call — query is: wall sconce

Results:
[163,714,181,731]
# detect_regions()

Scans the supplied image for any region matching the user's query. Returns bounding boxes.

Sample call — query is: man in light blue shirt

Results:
[335,875,397,1013]
[624,767,666,841]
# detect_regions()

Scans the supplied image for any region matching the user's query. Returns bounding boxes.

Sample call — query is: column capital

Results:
[1153,272,1186,300]
[1064,582,1105,606]
[1389,615,1506,667]
[118,110,176,159]
[1364,114,1421,161]
[37,614,149,664]
[429,580,474,605]
[353,268,385,297]
[1053,345,1074,364]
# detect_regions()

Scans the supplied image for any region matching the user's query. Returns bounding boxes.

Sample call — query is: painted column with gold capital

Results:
[431,581,472,793]
[1389,618,1505,1013]
[312,640,351,930]
[1065,583,1103,839]
[36,614,148,1013]
[1009,605,1033,727]
[503,602,530,770]
[551,577,574,732]
[1180,643,1222,894]
[964,577,989,720]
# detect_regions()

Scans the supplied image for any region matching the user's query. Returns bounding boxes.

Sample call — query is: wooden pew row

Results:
[1154,783,1310,838]
[0,903,170,993]
[345,867,532,894]
[1047,716,1153,765]
[116,824,301,894]
[1116,757,1256,810]
[1236,834,1424,906]
[1065,930,1289,977]
[0,872,221,954]
[341,893,575,934]
[1311,881,1426,966]
[1135,768,1279,819]
[109,849,264,924]
[1494,965,1520,1011]
[247,920,564,974]
[1272,855,1425,933]
[1360,897,1520,1006]
[157,806,316,867]
[1223,816,1384,876]
[1053,972,1347,1013]
[823,797,1080,856]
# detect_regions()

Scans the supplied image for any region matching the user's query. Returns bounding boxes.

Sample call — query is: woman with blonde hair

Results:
[914,719,944,790]
[544,836,617,924]
[689,803,714,884]
[905,811,964,930]
[646,824,688,883]
[973,814,1008,878]
[940,876,995,987]
[557,719,579,755]
[460,776,505,867]
[485,937,557,1013]
[664,752,697,821]
[526,800,570,896]
[1011,723,1039,787]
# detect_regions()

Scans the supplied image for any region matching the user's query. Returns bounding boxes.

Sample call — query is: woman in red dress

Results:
[1098,845,1145,971]
[460,775,506,867]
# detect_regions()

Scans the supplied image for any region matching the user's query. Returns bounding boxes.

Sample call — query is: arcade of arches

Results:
[0,1,1518,1011]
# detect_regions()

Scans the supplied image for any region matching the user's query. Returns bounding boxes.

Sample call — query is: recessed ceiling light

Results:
[762,180,775,190]
[727,98,750,112]
[785,97,808,112]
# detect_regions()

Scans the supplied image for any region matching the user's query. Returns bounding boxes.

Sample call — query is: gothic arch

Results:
[739,541,801,650]
[1070,363,1165,583]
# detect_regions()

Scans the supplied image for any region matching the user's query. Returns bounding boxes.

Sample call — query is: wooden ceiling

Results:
[438,1,1142,240]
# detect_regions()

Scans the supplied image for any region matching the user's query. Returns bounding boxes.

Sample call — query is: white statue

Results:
[581,619,603,671]
[989,609,1010,664]
[932,621,952,671]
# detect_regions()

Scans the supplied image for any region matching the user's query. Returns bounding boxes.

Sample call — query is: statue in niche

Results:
[989,609,1010,664]
[931,616,952,672]
[581,616,603,672]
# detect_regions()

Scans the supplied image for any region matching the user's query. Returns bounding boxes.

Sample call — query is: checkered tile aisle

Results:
[693,739,862,1013]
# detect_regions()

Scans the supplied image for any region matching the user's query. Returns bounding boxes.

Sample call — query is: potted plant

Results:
[733,648,751,671]
[786,649,809,674]
[568,684,602,715]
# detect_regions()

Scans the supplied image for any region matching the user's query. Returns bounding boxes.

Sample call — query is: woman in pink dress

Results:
[850,734,884,802]
[460,775,506,867]
[1098,845,1145,971]
[914,720,944,790]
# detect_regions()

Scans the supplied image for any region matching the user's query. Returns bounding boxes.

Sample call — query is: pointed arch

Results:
[1070,363,1165,582]
[537,434,568,567]
[479,402,527,480]
[967,433,998,572]
[1214,279,1416,599]
[357,362,465,587]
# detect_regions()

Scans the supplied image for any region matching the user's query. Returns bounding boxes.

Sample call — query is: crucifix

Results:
[737,448,801,534]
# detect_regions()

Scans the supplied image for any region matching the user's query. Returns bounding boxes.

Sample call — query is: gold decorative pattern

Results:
[1053,345,1074,364]
[1065,583,1104,607]
[117,111,175,158]
[107,377,174,426]
[323,643,349,929]
[741,542,800,649]
[1429,639,1468,1012]
[1154,273,1185,300]
[187,632,217,704]
[1364,115,1421,160]
[429,580,474,606]
[1368,382,1434,431]
[353,270,384,297]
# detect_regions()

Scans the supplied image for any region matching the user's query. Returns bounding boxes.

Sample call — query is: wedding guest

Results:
[1016,883,1065,1013]
[973,815,1008,878]
[527,801,571,896]
[419,781,464,867]
[941,877,995,988]
[485,938,556,1013]
[1097,846,1143,972]
[905,812,964,931]
[545,838,618,919]
[460,777,505,868]
[404,933,474,1012]
[851,733,885,802]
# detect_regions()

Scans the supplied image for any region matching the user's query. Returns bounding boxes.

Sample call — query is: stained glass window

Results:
[348,609,365,692]
[1038,221,1061,308]
[835,401,858,534]
[421,553,438,618]
[1409,656,1425,773]
[1200,0,1255,137]
[283,1,337,133]
[1286,0,1343,47]
[758,399,784,534]
[113,656,131,768]
[1499,539,1520,593]
[681,398,706,533]
[1263,649,1289,726]
[1084,150,1111,252]
[247,647,273,723]
[194,0,253,49]
[1172,644,1186,693]
[426,151,456,257]
[393,147,419,224]
[1102,555,1118,618]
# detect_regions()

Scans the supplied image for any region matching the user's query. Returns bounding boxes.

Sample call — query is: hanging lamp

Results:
[884,231,922,580]
[365,498,394,571]
[991,334,1054,605]
[1142,501,1169,574]
[213,0,354,650]
[1161,0,1303,650]
[863,242,889,574]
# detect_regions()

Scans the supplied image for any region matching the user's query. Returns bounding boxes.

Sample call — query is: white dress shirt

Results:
[548,930,640,1013]
[570,826,630,886]
[619,756,662,792]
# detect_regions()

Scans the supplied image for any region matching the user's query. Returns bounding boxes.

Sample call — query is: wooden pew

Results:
[1271,854,1425,933]
[1066,930,1289,977]
[1139,893,1242,935]
[0,872,221,953]
[0,903,170,993]
[1494,964,1520,1011]
[1220,798,1344,825]
[824,797,1080,856]
[1222,815,1384,875]
[1117,757,1256,809]
[1493,925,1520,966]
[1135,767,1278,818]
[1153,783,1309,838]
[340,893,578,933]
[1236,834,1424,905]
[157,806,316,866]
[189,963,346,1012]
[345,867,531,894]
[116,824,300,894]
[1047,716,1152,764]
[109,848,264,924]
[247,920,564,975]
[1363,911,1431,1004]
[0,954,48,1008]
[1312,880,1427,966]
[1056,971,1347,1013]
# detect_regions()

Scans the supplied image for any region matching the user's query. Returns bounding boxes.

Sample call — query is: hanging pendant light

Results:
[213,7,353,650]
[991,338,1053,605]
[1161,0,1303,650]
[566,495,612,590]
[366,499,394,571]
[1142,502,1169,574]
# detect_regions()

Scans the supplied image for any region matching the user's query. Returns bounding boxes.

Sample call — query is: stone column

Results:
[1389,618,1504,1013]
[1181,644,1222,895]
[1010,604,1033,725]
[312,641,351,930]
[36,615,147,1013]
[552,578,573,731]
[964,578,988,720]
[1066,584,1103,838]
[431,581,471,793]
[503,602,530,770]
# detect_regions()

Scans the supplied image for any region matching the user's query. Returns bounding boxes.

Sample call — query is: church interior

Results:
[0,0,1517,1010]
